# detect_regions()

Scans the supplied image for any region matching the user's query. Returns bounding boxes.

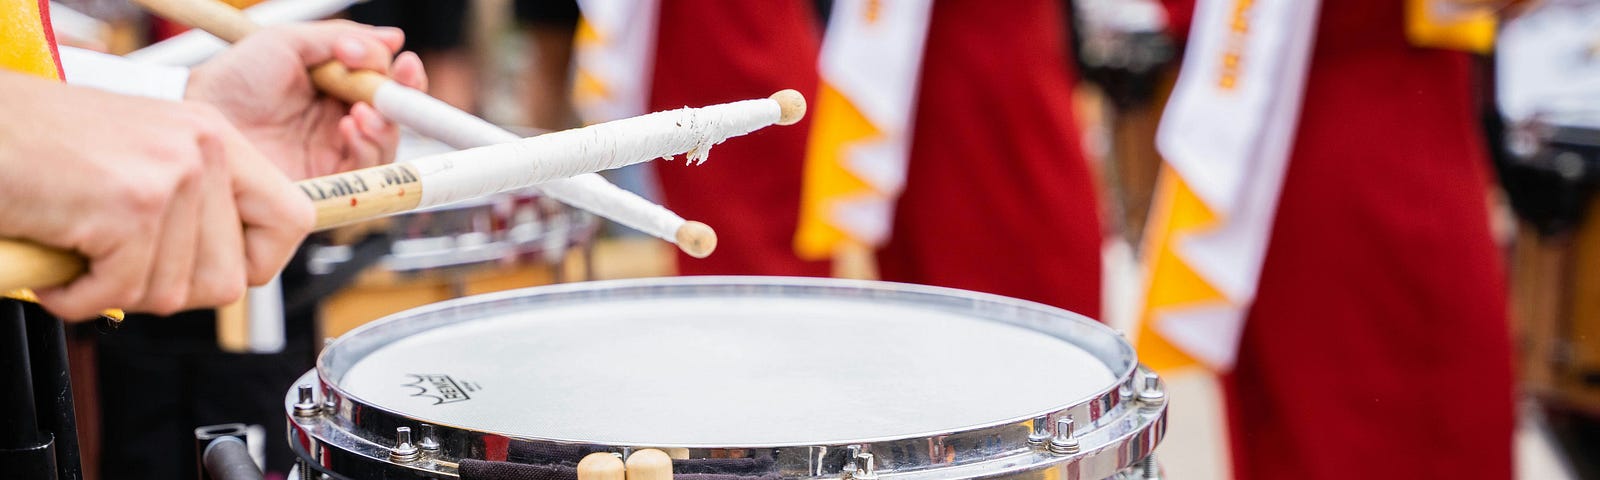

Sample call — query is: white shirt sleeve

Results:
[59,47,190,101]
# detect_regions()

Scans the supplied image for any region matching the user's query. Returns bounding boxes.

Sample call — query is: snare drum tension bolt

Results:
[389,427,421,462]
[1048,418,1080,455]
[1138,374,1166,407]
[845,452,879,480]
[1027,416,1051,445]
[292,385,320,417]
[417,424,441,453]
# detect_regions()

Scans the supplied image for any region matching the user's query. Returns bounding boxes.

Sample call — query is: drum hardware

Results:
[1138,372,1166,407]
[387,427,422,463]
[1027,416,1051,445]
[1140,453,1161,479]
[840,451,878,480]
[292,385,320,418]
[416,424,441,454]
[1049,418,1082,455]
[199,435,263,480]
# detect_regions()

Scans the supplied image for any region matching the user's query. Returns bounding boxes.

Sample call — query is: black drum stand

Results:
[0,298,82,480]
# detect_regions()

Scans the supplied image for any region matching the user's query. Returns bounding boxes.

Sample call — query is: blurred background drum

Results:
[284,277,1168,479]
[302,130,599,337]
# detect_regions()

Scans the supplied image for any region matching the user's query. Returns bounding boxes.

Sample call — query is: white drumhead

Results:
[333,285,1117,446]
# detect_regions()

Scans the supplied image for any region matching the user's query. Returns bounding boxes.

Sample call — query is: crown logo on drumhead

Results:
[403,374,475,405]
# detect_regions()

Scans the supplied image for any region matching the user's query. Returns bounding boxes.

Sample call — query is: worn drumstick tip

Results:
[675,221,718,258]
[624,449,673,480]
[770,89,806,126]
[576,452,624,480]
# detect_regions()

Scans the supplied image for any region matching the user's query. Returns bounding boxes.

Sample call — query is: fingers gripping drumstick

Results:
[126,0,804,257]
[0,92,805,293]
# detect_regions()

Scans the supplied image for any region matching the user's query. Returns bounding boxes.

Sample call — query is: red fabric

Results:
[649,0,829,276]
[37,0,64,79]
[875,0,1102,318]
[1221,2,1513,479]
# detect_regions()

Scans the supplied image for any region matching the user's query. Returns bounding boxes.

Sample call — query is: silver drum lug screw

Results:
[417,424,440,453]
[1048,417,1080,455]
[1142,453,1161,479]
[1027,416,1051,446]
[389,427,421,462]
[292,385,320,417]
[850,452,879,480]
[1138,373,1166,407]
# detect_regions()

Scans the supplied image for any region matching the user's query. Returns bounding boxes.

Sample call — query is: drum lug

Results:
[1137,372,1166,408]
[389,426,421,463]
[1048,417,1080,455]
[841,450,879,480]
[417,424,441,453]
[292,385,321,417]
[1027,416,1052,445]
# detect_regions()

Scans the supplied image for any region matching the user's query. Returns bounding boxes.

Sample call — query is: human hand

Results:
[0,72,314,320]
[187,20,429,180]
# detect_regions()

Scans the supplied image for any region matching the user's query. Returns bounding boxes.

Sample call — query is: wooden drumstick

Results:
[128,0,764,258]
[577,453,625,480]
[624,449,673,480]
[0,89,802,292]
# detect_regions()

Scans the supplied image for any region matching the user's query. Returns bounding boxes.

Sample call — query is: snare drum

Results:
[284,277,1166,479]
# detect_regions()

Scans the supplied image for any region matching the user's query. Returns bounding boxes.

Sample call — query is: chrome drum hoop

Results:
[284,277,1169,479]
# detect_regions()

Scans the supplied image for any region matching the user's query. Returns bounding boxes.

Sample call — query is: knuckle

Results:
[122,180,172,216]
[144,288,188,316]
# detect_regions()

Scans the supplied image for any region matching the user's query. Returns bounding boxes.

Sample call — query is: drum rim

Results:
[315,276,1133,446]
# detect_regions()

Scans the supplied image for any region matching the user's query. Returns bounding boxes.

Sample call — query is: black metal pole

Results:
[201,437,262,480]
[0,298,57,480]
[23,303,82,480]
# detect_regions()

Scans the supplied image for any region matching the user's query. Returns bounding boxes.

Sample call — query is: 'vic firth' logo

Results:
[403,374,478,405]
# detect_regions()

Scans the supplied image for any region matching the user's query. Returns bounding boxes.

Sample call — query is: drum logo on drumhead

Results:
[403,374,477,405]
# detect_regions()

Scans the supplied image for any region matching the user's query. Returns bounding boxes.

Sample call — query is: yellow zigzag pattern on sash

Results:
[795,81,883,260]
[1135,168,1225,372]
[571,18,612,111]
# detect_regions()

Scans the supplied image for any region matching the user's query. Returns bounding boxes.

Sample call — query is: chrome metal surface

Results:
[387,427,419,463]
[307,193,598,275]
[285,277,1167,479]
[293,385,320,418]
[417,424,440,453]
[1049,418,1080,455]
[1138,372,1166,407]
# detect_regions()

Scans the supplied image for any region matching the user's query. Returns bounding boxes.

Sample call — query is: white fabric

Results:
[46,2,105,46]
[407,96,780,209]
[123,0,358,66]
[811,0,933,247]
[572,0,659,123]
[60,47,190,101]
[373,82,690,242]
[246,274,285,354]
[1150,0,1320,370]
[1496,0,1600,128]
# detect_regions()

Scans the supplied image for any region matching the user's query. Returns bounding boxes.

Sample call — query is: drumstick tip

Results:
[676,221,718,258]
[576,452,624,480]
[770,89,806,126]
[624,449,673,480]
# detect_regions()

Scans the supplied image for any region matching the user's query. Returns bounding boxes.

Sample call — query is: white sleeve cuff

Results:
[59,47,190,101]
